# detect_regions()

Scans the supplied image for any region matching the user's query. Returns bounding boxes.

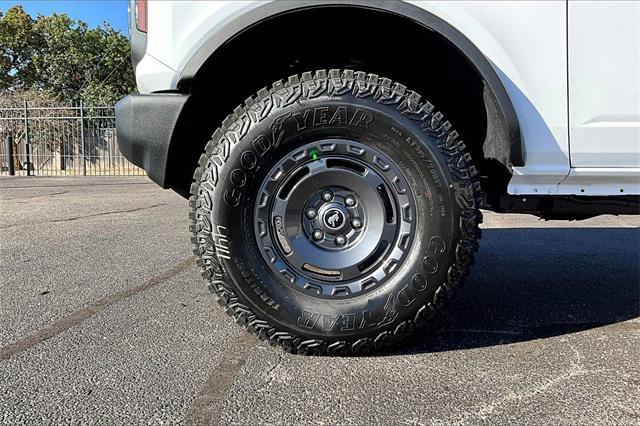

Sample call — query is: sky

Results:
[1,0,129,36]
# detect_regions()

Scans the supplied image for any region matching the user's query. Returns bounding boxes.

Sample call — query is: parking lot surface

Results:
[1,176,638,424]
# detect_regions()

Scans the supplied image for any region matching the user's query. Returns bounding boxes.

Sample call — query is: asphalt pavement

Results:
[1,176,638,425]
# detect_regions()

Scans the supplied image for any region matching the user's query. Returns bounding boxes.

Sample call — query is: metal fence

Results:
[0,101,144,176]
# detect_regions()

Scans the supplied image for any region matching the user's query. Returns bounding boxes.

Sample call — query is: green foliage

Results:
[0,5,134,104]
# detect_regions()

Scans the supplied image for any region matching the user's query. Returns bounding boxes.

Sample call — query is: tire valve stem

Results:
[309,148,319,161]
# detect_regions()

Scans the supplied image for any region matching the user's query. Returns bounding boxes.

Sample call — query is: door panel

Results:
[569,1,640,167]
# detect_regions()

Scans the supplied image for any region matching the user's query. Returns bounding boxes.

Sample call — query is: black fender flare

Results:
[176,0,523,167]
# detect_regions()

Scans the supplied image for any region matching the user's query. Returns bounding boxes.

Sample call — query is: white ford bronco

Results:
[116,1,639,354]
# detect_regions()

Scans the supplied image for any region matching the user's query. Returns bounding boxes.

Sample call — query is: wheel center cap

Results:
[323,209,345,229]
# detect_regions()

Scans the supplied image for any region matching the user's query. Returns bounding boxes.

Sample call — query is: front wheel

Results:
[190,70,482,355]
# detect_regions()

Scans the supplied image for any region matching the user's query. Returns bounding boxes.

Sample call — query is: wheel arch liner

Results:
[175,0,524,167]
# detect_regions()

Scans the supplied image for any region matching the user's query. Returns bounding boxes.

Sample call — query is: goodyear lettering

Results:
[224,107,374,207]
[294,235,447,332]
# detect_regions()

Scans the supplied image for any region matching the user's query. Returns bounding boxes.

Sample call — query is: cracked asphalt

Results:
[1,176,639,425]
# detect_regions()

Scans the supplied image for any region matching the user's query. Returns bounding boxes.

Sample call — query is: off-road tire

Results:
[189,69,482,355]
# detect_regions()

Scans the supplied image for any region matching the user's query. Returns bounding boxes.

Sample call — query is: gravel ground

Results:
[1,176,638,425]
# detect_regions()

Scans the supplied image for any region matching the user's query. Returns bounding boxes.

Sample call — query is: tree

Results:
[0,5,134,104]
[0,5,40,91]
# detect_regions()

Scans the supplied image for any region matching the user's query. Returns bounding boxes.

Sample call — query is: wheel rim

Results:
[254,139,416,297]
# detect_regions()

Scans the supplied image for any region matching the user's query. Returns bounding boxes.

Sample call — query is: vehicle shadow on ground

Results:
[402,227,640,355]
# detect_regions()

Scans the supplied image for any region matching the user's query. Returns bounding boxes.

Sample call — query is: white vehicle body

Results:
[129,0,640,197]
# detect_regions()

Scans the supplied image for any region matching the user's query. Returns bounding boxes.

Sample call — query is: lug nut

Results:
[345,196,356,207]
[312,230,324,241]
[335,235,347,246]
[321,191,333,202]
[351,218,362,228]
[305,207,317,219]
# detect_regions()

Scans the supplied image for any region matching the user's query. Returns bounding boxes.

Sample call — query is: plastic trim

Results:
[115,93,189,187]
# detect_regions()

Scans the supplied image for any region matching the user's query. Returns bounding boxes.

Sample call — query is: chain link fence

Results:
[0,102,144,176]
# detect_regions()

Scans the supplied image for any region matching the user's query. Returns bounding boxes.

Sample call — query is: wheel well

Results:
[167,6,514,203]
